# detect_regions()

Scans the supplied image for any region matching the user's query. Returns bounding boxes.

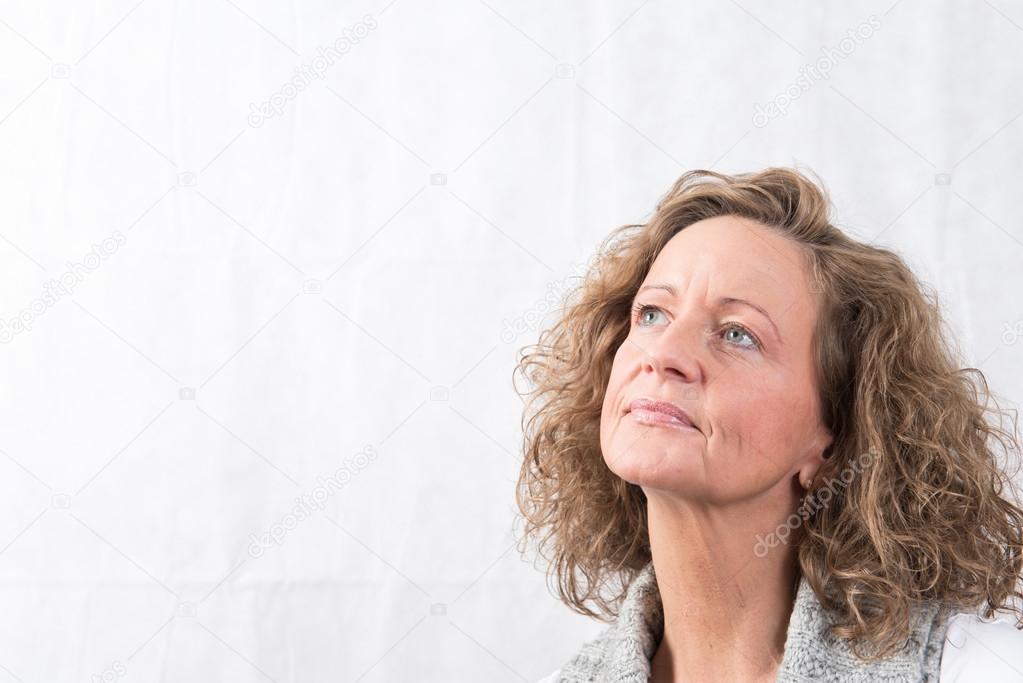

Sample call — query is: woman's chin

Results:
[602,443,702,489]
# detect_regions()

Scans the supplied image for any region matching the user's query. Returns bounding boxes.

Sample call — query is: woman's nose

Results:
[637,318,702,384]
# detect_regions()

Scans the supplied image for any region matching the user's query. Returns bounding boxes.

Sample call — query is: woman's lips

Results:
[629,408,699,432]
[627,397,698,432]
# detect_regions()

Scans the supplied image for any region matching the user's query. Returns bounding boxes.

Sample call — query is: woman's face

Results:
[600,215,832,504]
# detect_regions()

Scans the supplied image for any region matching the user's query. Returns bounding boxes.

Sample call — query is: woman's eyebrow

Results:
[634,283,781,341]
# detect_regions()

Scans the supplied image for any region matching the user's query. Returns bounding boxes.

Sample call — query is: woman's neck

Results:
[646,491,801,683]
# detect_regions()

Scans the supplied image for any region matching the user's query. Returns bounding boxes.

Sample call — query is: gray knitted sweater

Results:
[547,561,955,682]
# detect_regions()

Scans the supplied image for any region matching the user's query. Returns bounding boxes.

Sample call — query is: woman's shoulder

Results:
[941,610,1023,681]
[535,668,560,683]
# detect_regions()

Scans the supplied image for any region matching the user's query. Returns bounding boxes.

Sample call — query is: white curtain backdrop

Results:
[1,0,1021,681]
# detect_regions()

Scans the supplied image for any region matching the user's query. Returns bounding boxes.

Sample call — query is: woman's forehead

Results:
[648,221,811,298]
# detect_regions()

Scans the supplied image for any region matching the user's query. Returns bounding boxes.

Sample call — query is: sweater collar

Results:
[556,560,952,683]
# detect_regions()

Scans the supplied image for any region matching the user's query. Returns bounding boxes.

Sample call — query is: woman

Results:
[515,168,1023,682]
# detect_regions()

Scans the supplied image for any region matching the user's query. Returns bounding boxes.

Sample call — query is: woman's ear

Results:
[797,430,833,490]
[796,461,823,491]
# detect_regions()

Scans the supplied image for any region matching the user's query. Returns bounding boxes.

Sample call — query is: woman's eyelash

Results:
[630,303,762,351]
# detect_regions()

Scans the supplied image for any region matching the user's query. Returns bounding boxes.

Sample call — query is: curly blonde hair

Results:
[513,167,1023,660]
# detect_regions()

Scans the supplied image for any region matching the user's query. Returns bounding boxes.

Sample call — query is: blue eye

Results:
[721,324,760,350]
[630,303,762,351]
[633,303,666,327]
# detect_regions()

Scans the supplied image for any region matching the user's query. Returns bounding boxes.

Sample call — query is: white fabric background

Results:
[1,1,1021,681]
